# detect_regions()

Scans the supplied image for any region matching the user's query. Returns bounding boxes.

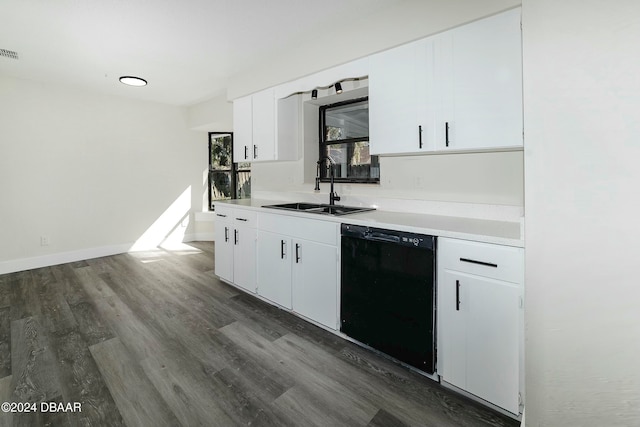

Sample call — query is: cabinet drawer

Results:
[213,205,233,220]
[258,213,338,246]
[438,237,523,283]
[233,208,258,227]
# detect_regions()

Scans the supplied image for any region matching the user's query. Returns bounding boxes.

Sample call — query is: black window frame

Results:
[208,132,250,211]
[319,96,379,184]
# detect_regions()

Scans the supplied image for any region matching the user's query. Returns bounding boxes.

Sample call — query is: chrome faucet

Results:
[315,156,341,206]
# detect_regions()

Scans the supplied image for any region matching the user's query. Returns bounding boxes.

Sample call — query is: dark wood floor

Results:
[0,242,518,427]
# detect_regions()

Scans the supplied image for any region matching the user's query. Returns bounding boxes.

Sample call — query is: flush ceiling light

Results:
[119,76,147,87]
[334,82,343,94]
[311,89,318,99]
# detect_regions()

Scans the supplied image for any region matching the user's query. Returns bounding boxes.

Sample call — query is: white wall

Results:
[0,75,208,273]
[228,0,520,99]
[522,1,640,425]
[186,93,233,132]
[252,151,523,207]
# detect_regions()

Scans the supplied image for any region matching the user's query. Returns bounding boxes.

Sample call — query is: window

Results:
[319,97,379,183]
[208,132,251,210]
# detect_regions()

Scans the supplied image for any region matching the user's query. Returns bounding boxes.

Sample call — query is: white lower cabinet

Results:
[437,237,524,415]
[257,213,339,330]
[291,239,338,329]
[256,230,292,309]
[213,206,257,293]
[213,213,234,283]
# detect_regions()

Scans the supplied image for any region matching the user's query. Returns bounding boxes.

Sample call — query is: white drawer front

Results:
[213,205,233,220]
[258,213,338,246]
[438,237,523,283]
[232,208,258,227]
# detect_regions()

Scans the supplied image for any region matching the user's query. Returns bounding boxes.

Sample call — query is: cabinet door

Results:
[436,8,522,150]
[438,269,468,390]
[369,38,435,155]
[438,269,521,414]
[251,87,275,161]
[275,94,299,161]
[291,239,338,329]
[214,219,234,283]
[256,230,292,309]
[233,225,256,293]
[233,95,253,163]
[465,273,520,414]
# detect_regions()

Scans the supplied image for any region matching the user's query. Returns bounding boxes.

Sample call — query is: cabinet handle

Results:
[224,226,229,242]
[244,146,248,160]
[234,229,238,245]
[253,144,257,159]
[460,258,498,268]
[418,125,423,149]
[236,217,248,222]
[445,122,450,147]
[456,280,460,311]
[216,213,227,218]
[280,240,286,259]
[295,243,300,263]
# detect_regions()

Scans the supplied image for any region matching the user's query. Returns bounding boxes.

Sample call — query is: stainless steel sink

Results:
[262,202,375,216]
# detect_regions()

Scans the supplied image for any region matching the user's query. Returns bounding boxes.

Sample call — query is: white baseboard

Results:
[0,235,215,276]
[0,243,132,275]
[191,232,215,241]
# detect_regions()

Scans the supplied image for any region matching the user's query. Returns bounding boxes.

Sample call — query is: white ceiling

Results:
[0,0,403,106]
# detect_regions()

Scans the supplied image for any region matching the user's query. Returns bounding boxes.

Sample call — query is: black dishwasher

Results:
[341,224,436,374]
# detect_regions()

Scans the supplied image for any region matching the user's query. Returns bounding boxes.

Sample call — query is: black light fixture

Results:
[311,89,318,99]
[334,82,343,94]
[119,76,148,87]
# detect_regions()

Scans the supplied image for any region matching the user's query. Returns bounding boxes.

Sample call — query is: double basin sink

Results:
[262,202,375,216]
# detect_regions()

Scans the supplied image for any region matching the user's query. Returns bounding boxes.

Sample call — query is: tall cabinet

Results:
[437,237,524,415]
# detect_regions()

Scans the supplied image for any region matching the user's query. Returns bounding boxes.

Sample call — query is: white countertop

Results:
[213,198,524,248]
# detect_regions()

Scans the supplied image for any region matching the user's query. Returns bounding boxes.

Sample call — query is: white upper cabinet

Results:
[435,8,523,150]
[369,8,523,155]
[232,88,298,163]
[251,87,276,161]
[232,95,253,162]
[369,38,435,155]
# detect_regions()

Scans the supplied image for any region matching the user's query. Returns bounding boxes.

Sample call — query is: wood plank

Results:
[72,267,117,300]
[49,264,87,306]
[68,301,114,347]
[89,338,180,427]
[0,278,10,309]
[0,375,12,427]
[10,316,63,403]
[9,271,40,321]
[0,308,10,378]
[30,266,57,289]
[367,408,410,427]
[88,295,165,362]
[220,321,378,425]
[94,268,230,370]
[140,350,236,426]
[50,330,125,426]
[38,285,77,336]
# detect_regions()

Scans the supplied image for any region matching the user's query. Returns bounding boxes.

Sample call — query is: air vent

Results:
[0,49,19,60]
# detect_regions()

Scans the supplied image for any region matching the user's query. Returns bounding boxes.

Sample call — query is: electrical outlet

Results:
[40,235,50,246]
